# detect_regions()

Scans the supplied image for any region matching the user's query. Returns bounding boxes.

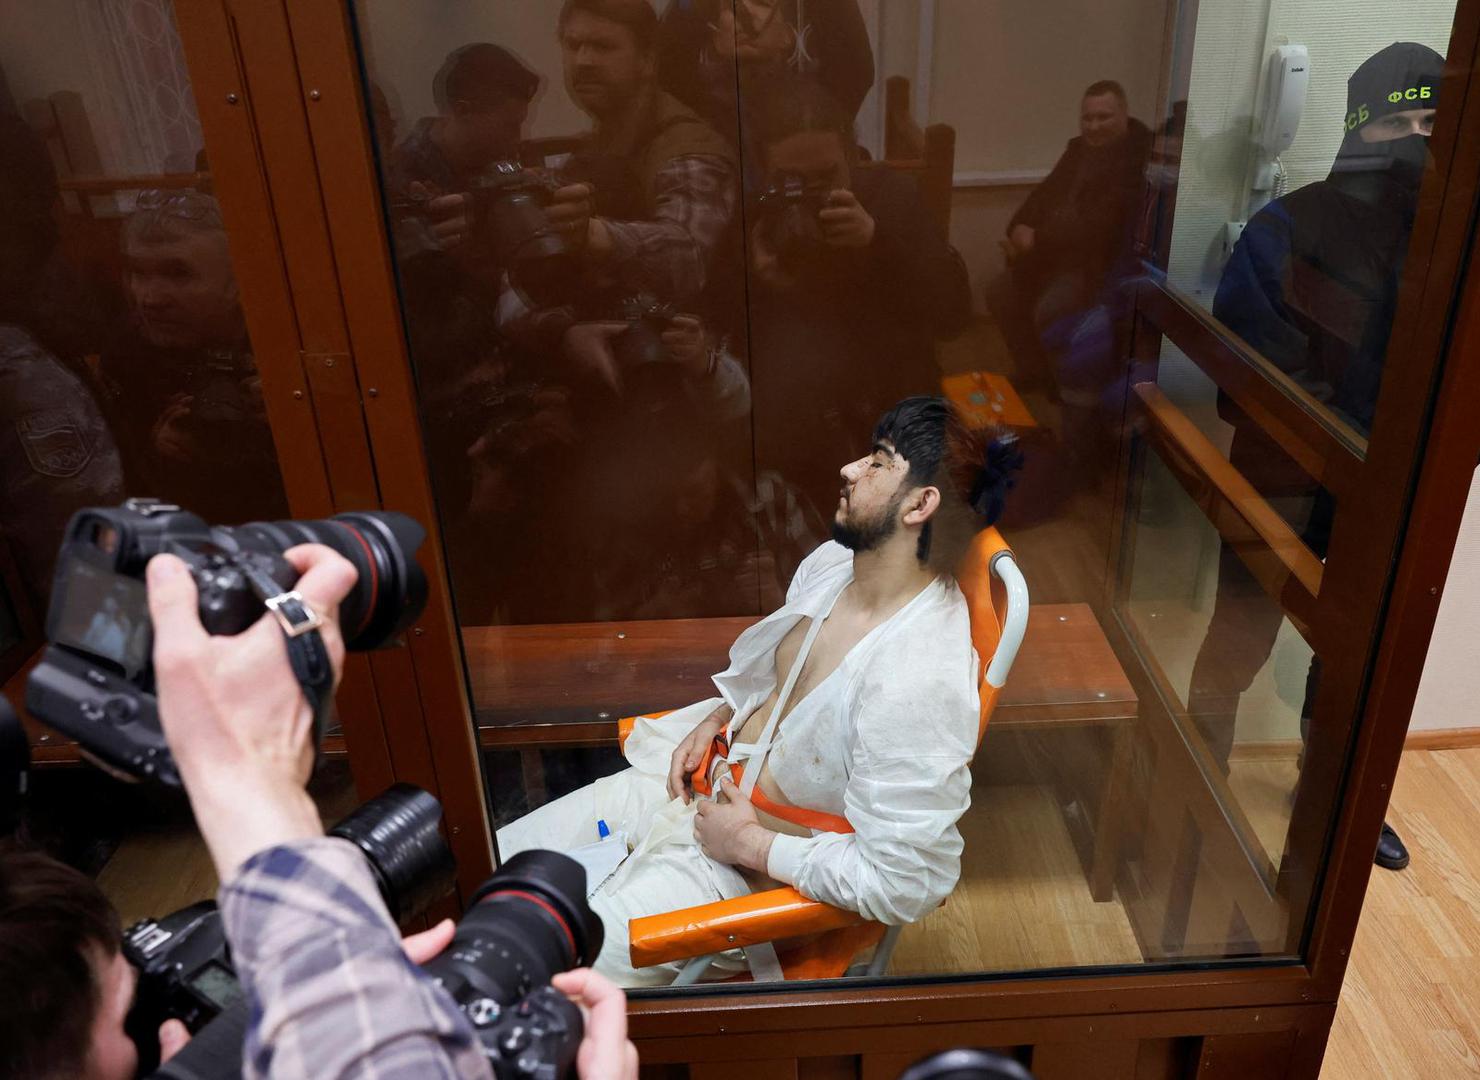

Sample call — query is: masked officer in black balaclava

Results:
[1187,42,1444,873]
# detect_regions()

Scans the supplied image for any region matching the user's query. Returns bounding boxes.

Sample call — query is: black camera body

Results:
[126,784,457,1074]
[757,173,829,265]
[469,162,577,304]
[25,498,427,785]
[613,293,679,371]
[124,900,240,1035]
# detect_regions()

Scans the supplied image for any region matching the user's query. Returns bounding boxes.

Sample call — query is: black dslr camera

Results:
[25,498,427,785]
[131,785,604,1080]
[756,173,829,266]
[468,162,577,305]
[125,783,457,1072]
[612,293,679,371]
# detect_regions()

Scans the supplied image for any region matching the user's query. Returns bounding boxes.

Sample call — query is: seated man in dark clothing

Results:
[658,0,875,147]
[1187,43,1444,873]
[99,190,289,525]
[985,79,1151,438]
[744,78,971,528]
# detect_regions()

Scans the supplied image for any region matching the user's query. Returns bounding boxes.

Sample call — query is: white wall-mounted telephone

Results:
[1252,44,1310,197]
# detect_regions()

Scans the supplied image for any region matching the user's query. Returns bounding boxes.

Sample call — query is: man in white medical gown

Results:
[499,397,1021,985]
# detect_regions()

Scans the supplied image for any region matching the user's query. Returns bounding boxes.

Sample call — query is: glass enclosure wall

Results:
[348,0,1462,990]
[0,0,343,939]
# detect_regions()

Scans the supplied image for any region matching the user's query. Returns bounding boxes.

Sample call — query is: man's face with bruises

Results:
[833,439,913,552]
[560,11,654,121]
[1080,91,1129,148]
[82,948,138,1080]
[126,228,241,350]
[765,129,852,195]
[447,93,530,169]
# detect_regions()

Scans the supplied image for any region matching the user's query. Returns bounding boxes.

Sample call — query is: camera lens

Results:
[329,783,456,922]
[423,850,603,1009]
[229,511,428,650]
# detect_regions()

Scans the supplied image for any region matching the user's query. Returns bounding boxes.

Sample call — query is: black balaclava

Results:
[1330,42,1444,213]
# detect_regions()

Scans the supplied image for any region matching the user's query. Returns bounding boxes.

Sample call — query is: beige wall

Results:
[929,0,1168,176]
[1410,470,1480,734]
[356,0,587,146]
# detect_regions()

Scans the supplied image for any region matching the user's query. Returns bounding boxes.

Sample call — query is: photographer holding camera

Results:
[7,524,636,1079]
[142,543,635,1078]
[745,78,972,530]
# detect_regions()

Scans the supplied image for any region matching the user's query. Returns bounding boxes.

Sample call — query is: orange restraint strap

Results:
[690,731,853,835]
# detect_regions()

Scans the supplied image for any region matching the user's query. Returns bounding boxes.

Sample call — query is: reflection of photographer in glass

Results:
[500,399,1020,986]
[554,0,738,302]
[746,80,972,528]
[99,192,287,525]
[1188,43,1444,873]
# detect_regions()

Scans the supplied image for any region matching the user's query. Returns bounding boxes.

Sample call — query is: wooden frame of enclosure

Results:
[87,1,1480,1074]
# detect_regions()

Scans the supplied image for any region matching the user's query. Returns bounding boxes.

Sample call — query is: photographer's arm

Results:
[146,549,492,1080]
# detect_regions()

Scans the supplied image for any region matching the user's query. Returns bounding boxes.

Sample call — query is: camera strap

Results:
[239,563,336,758]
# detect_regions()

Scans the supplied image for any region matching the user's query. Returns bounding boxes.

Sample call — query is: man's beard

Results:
[831,491,903,553]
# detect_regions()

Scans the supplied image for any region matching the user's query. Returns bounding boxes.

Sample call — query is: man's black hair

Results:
[433,43,540,112]
[0,850,122,1078]
[1084,79,1128,106]
[871,396,1022,567]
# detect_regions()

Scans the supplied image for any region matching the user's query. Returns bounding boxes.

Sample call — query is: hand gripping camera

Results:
[25,498,428,785]
[134,785,605,1080]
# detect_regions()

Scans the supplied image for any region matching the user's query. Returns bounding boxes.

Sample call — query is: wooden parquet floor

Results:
[1321,746,1480,1078]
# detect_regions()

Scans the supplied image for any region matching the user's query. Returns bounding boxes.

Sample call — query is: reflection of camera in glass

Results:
[24,498,428,785]
[469,162,578,305]
[757,173,829,265]
[124,784,457,1072]
[613,293,678,369]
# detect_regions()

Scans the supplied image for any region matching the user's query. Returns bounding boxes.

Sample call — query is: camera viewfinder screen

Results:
[189,961,243,1010]
[51,559,152,677]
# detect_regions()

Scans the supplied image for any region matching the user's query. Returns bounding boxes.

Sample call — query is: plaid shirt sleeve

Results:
[600,154,737,301]
[219,837,492,1080]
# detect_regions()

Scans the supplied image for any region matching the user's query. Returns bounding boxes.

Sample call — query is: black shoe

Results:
[1374,822,1409,871]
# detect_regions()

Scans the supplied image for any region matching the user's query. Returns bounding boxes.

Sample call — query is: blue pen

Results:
[598,819,610,840]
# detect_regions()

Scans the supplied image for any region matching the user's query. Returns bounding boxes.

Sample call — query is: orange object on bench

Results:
[622,527,1025,982]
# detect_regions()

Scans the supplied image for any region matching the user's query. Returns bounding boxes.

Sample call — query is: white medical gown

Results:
[499,541,980,980]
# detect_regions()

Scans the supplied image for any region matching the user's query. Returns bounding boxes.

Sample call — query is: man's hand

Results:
[551,968,639,1080]
[748,223,797,291]
[660,314,709,380]
[695,778,774,872]
[668,703,732,803]
[547,183,596,250]
[819,189,876,249]
[562,322,628,393]
[146,544,358,880]
[1007,223,1035,257]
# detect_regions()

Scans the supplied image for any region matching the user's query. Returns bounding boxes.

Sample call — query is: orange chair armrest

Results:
[629,887,865,968]
[617,710,675,753]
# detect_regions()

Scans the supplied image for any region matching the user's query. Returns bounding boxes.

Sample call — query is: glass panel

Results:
[0,4,297,1070]
[350,0,1464,991]
[1158,4,1458,451]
